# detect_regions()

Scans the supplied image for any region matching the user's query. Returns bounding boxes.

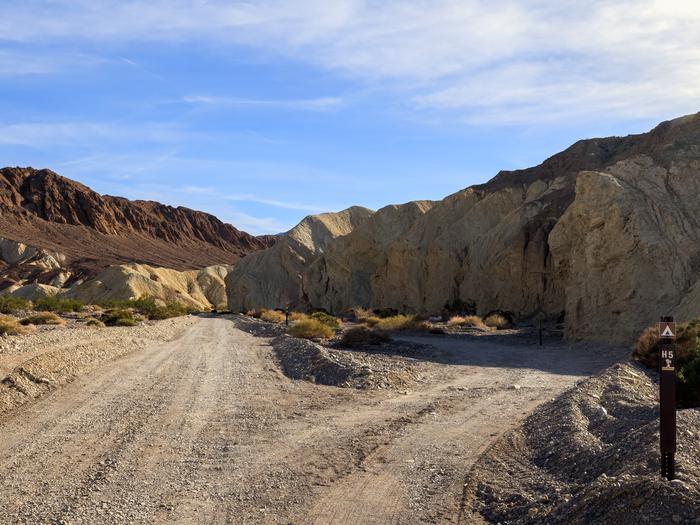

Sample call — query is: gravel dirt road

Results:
[0,316,626,524]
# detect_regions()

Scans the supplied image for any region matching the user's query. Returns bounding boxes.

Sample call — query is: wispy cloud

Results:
[180,186,325,212]
[1,1,699,124]
[183,95,343,112]
[222,211,289,236]
[0,121,190,148]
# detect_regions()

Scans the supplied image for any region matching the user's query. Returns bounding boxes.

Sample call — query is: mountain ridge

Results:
[0,166,274,287]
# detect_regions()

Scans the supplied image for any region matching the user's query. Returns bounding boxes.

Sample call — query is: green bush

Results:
[102,309,138,327]
[0,295,30,314]
[34,297,84,313]
[310,311,341,329]
[100,297,192,320]
[288,319,334,340]
[148,302,191,320]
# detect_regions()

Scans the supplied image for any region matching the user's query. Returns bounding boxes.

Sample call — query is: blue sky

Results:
[1,1,699,234]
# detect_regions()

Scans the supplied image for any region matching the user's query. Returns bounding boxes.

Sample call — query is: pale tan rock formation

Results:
[227,113,700,344]
[61,264,232,310]
[226,206,374,311]
[549,156,700,343]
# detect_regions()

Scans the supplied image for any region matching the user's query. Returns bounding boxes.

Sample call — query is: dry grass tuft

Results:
[484,313,510,329]
[352,307,374,321]
[20,312,65,326]
[374,314,425,331]
[85,318,106,328]
[0,315,34,335]
[448,315,487,330]
[363,316,381,327]
[288,318,334,340]
[290,312,308,322]
[261,309,286,323]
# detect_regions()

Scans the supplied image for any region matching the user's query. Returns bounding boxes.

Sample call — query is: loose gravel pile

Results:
[0,316,197,417]
[231,315,431,390]
[469,362,700,524]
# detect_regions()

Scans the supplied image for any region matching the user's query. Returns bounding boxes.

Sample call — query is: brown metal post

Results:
[659,316,677,481]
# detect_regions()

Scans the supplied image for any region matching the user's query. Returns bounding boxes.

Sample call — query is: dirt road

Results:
[0,317,625,524]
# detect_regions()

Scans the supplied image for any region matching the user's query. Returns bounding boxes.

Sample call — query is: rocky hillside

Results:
[0,167,273,289]
[227,113,700,344]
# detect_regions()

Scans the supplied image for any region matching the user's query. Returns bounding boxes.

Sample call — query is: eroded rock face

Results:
[0,237,231,309]
[227,112,700,344]
[226,206,374,311]
[550,156,700,343]
[62,264,232,310]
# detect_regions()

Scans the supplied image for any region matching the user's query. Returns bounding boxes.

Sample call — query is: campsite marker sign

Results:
[659,316,676,481]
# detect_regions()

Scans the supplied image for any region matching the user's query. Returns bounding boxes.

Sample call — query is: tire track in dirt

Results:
[0,318,626,524]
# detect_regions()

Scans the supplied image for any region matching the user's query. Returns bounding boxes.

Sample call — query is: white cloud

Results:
[1,1,700,124]
[180,185,325,212]
[182,95,343,111]
[0,121,190,147]
[220,211,289,235]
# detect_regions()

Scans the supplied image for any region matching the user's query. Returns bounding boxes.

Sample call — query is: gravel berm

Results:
[467,361,700,524]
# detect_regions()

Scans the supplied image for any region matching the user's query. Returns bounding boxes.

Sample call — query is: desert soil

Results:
[0,316,627,524]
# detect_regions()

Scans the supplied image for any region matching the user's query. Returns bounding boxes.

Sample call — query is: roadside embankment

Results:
[467,362,700,524]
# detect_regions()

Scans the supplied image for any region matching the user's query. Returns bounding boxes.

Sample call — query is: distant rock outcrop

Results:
[227,113,700,344]
[0,237,231,310]
[226,206,374,311]
[62,263,232,310]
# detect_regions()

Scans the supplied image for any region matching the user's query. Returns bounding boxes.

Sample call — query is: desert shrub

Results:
[374,314,423,331]
[0,295,30,314]
[20,312,64,326]
[374,308,399,319]
[148,302,192,320]
[34,297,84,313]
[288,318,334,340]
[484,310,515,325]
[352,307,373,321]
[85,318,106,327]
[290,311,308,322]
[102,309,138,327]
[101,298,192,320]
[340,326,392,346]
[633,319,700,368]
[363,316,381,327]
[261,309,286,323]
[0,315,33,335]
[448,315,487,330]
[484,313,511,329]
[634,318,700,408]
[444,298,477,316]
[310,311,341,329]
